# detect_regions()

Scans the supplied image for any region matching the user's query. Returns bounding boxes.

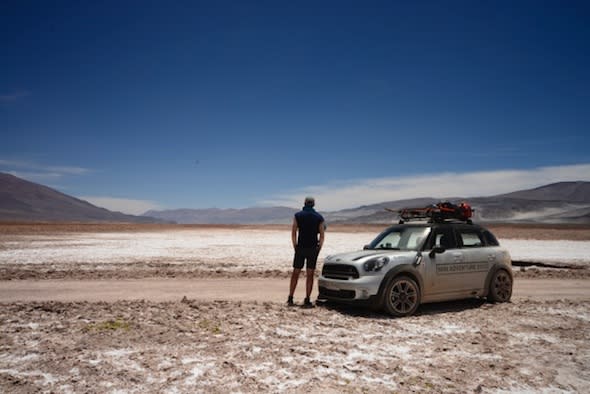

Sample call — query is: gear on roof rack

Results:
[386,201,474,224]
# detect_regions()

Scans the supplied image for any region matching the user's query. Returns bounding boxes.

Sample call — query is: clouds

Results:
[78,196,161,216]
[261,163,590,211]
[0,159,91,184]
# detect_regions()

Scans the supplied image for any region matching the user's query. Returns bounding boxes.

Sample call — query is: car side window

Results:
[376,232,401,249]
[406,232,425,250]
[458,230,484,248]
[428,228,457,249]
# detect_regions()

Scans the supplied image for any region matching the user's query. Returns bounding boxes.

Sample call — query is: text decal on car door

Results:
[437,262,489,274]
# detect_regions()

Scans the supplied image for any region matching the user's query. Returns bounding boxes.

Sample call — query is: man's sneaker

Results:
[287,296,295,307]
[302,298,314,308]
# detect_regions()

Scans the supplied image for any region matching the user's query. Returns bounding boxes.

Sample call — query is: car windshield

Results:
[367,226,431,251]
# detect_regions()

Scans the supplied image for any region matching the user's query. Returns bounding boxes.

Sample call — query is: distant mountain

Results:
[324,182,590,224]
[496,181,590,202]
[465,181,590,224]
[323,198,448,223]
[145,207,298,224]
[145,182,590,224]
[0,172,168,223]
[5,171,587,224]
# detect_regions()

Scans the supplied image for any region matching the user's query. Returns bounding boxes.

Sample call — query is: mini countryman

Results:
[318,203,513,317]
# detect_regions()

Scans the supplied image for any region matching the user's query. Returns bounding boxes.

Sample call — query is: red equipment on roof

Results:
[389,201,474,223]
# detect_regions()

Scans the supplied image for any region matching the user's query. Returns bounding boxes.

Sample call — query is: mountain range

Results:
[321,183,590,224]
[0,172,166,223]
[1,172,589,224]
[147,181,590,224]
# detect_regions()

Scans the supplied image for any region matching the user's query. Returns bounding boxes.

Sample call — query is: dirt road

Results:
[1,277,588,303]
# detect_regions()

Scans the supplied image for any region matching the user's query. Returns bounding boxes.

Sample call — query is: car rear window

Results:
[458,231,484,247]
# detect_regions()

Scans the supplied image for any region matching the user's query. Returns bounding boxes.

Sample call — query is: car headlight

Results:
[363,256,390,272]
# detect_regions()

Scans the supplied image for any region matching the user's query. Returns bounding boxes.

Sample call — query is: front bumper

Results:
[318,275,384,301]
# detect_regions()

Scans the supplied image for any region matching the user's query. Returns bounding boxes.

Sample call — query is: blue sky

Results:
[1,1,589,214]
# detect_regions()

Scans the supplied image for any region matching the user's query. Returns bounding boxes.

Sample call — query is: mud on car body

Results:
[318,221,513,317]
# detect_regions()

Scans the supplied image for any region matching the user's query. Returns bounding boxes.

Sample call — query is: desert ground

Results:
[1,223,590,393]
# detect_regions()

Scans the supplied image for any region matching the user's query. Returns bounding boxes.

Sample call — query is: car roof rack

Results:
[386,201,474,225]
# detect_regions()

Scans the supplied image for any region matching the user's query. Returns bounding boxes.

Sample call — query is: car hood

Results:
[326,249,417,264]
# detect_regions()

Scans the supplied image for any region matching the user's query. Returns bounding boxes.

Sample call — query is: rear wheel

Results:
[383,276,420,317]
[488,269,512,302]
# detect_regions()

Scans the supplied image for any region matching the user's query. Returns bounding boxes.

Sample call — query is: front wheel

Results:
[488,269,512,303]
[383,276,420,317]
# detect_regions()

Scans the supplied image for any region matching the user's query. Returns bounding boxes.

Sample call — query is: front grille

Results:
[322,264,359,280]
[319,287,356,299]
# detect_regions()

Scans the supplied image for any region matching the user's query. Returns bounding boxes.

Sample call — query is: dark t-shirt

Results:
[295,208,324,248]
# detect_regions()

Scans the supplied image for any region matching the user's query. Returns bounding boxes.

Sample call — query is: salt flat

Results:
[2,228,589,271]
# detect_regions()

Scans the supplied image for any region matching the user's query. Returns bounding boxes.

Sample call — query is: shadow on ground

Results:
[316,297,488,319]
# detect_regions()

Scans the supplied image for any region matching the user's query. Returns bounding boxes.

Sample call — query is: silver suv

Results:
[318,222,513,317]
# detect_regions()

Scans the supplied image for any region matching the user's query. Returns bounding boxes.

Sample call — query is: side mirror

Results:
[428,247,445,258]
[363,244,371,250]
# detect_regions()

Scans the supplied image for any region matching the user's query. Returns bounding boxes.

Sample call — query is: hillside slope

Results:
[0,172,166,223]
[324,182,590,224]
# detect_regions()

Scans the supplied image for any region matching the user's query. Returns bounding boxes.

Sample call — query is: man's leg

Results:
[289,268,301,298]
[304,247,319,304]
[305,268,315,299]
[289,247,305,305]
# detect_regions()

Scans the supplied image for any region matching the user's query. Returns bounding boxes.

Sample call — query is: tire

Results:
[488,269,512,303]
[383,276,420,317]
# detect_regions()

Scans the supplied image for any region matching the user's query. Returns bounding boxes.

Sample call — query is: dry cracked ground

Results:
[1,297,589,393]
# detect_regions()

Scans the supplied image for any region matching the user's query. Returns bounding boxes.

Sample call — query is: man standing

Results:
[288,196,325,307]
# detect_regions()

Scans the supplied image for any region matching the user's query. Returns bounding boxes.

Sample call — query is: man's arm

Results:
[291,217,298,249]
[318,221,325,250]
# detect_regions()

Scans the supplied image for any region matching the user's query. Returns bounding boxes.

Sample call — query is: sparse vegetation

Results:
[198,319,221,334]
[85,318,131,332]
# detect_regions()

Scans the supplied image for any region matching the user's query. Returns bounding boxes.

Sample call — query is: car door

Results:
[454,226,491,294]
[422,226,467,301]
